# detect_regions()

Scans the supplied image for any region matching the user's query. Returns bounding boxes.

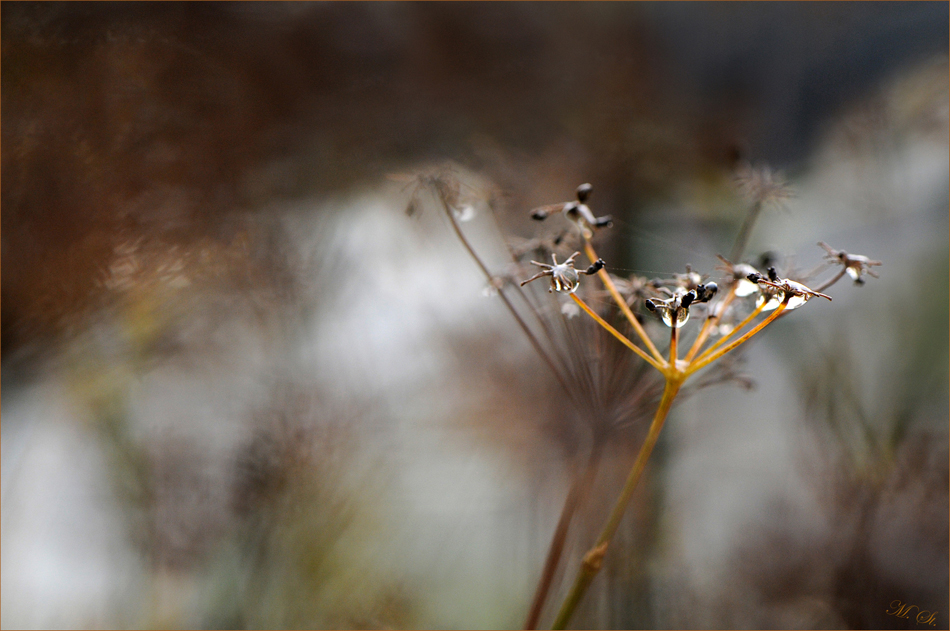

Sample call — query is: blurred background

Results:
[2,2,948,629]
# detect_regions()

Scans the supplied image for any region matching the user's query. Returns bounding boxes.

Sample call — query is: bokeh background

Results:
[2,2,948,629]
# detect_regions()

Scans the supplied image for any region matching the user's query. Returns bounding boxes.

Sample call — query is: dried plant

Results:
[398,164,881,629]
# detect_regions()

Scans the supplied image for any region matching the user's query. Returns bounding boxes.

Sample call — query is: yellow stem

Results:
[685,300,788,377]
[550,377,682,629]
[684,284,737,363]
[695,300,765,364]
[669,322,678,365]
[582,240,665,365]
[571,294,664,372]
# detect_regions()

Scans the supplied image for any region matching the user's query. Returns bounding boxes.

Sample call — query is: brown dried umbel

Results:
[529,183,613,238]
[519,252,605,294]
[403,168,881,631]
[514,186,880,630]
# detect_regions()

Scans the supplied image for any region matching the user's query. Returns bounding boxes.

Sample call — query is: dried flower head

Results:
[716,255,762,297]
[748,267,832,310]
[388,165,480,221]
[650,264,705,294]
[520,252,605,294]
[611,273,654,309]
[672,265,704,291]
[530,183,613,239]
[735,162,794,209]
[645,281,718,328]
[818,242,882,285]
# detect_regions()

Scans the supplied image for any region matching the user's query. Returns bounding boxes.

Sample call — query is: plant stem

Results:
[729,200,762,262]
[685,299,788,377]
[683,285,737,363]
[582,241,665,365]
[440,193,578,402]
[694,301,765,364]
[669,322,678,365]
[550,378,682,630]
[570,294,664,372]
[812,267,847,294]
[524,441,605,630]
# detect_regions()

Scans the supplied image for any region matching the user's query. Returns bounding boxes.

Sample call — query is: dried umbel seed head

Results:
[551,264,580,293]
[562,203,597,238]
[651,265,703,293]
[388,165,484,221]
[674,265,703,291]
[735,162,794,209]
[576,183,593,203]
[694,282,718,303]
[645,296,690,328]
[611,274,652,308]
[744,267,787,310]
[528,183,612,237]
[747,268,832,310]
[751,278,784,310]
[642,264,722,329]
[818,241,882,285]
[716,255,761,297]
[644,284,711,329]
[520,252,605,294]
[585,259,606,275]
[591,215,613,229]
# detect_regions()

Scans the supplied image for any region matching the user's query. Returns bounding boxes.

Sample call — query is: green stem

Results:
[550,378,682,629]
